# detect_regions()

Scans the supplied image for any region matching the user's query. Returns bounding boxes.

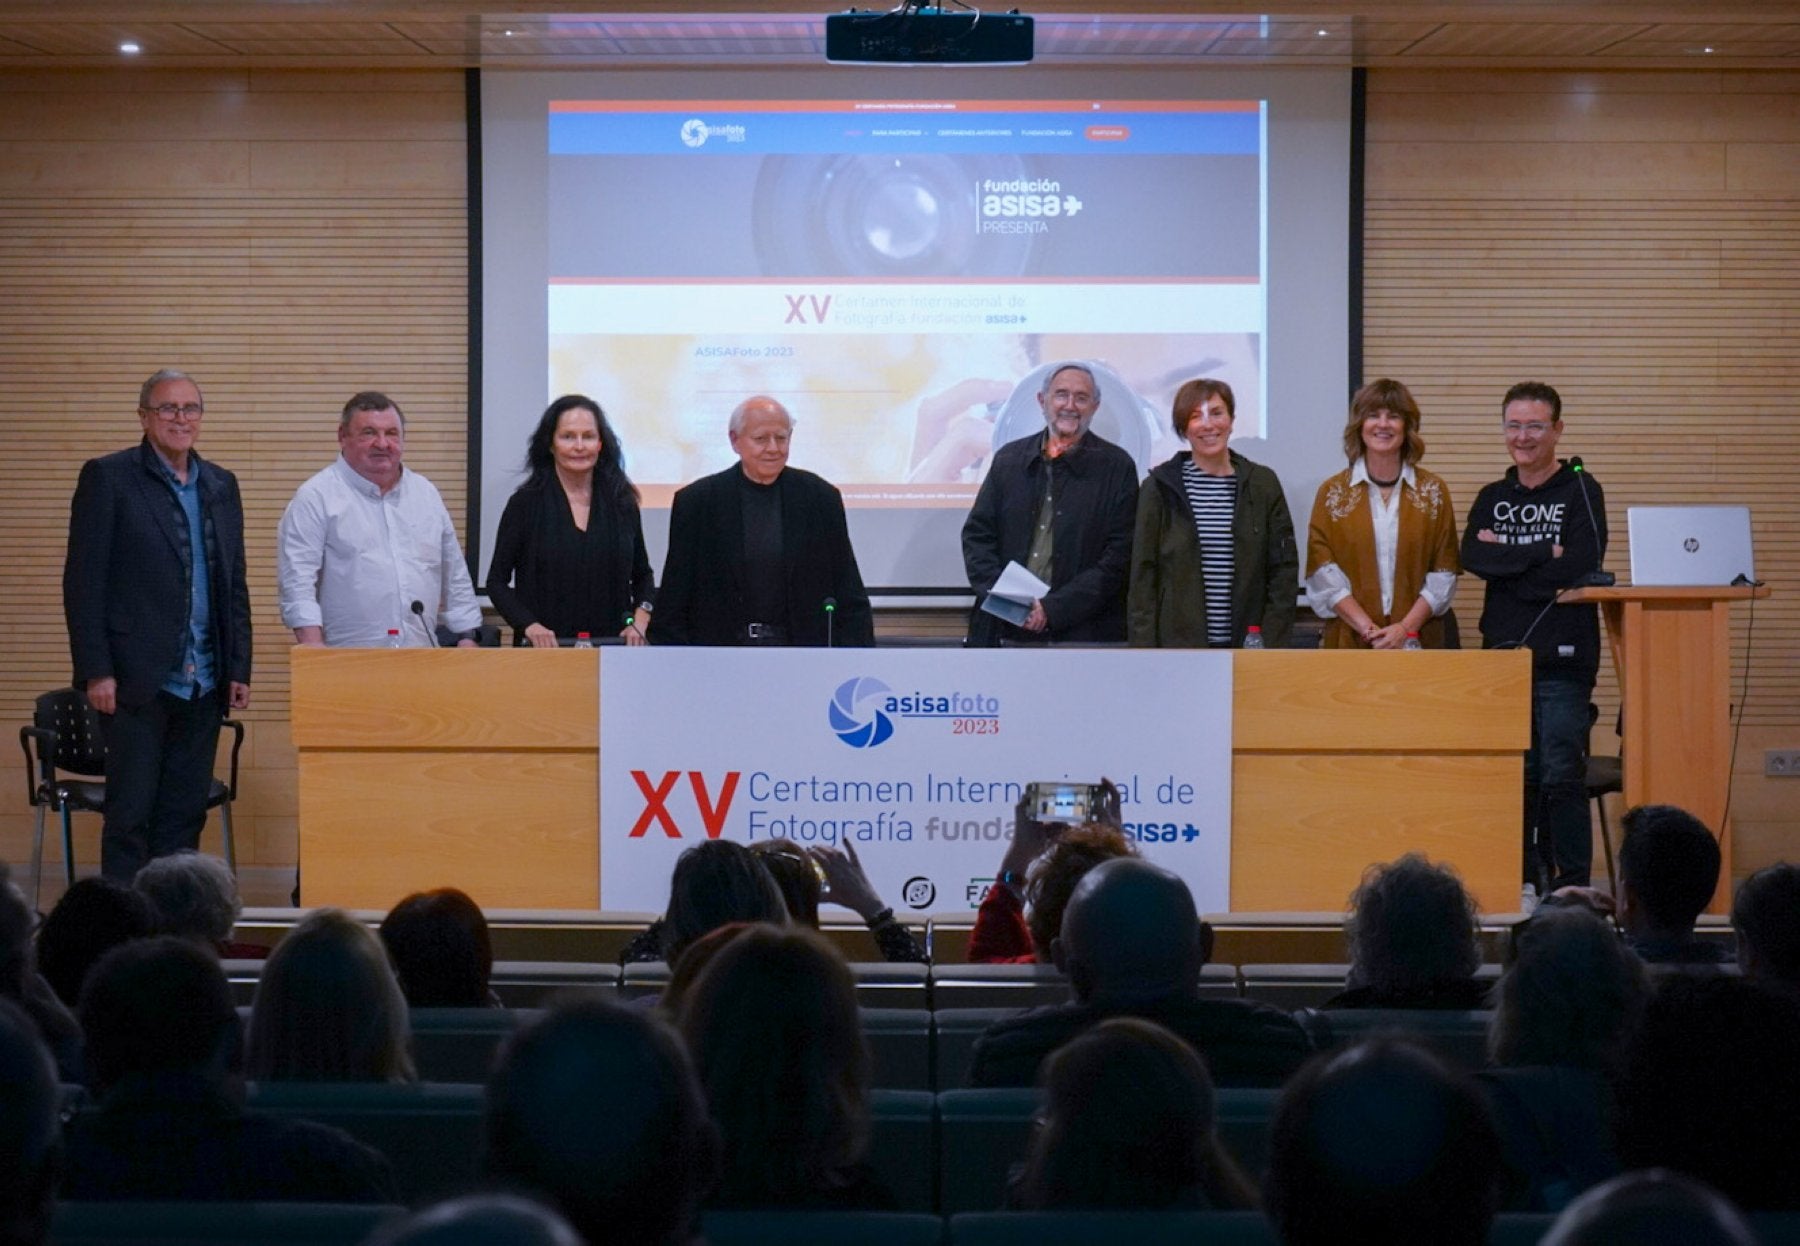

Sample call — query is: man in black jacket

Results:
[62,370,252,882]
[961,362,1138,646]
[1461,381,1608,896]
[650,396,873,647]
[966,857,1311,1089]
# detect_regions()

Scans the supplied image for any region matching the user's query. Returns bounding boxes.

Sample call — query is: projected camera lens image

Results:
[750,154,1042,278]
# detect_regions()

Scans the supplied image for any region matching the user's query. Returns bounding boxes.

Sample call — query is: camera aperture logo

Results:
[679,118,747,149]
[829,677,894,749]
[829,676,1003,748]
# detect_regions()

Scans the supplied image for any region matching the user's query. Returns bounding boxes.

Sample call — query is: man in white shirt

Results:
[278,392,483,648]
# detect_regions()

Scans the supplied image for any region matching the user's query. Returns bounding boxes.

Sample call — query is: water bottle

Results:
[1242,625,1264,650]
[1403,631,1422,650]
[386,628,402,649]
[573,633,594,650]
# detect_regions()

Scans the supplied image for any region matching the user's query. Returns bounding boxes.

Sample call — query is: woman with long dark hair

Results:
[487,394,654,646]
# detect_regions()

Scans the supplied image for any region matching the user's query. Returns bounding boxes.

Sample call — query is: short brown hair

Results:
[1025,823,1137,958]
[1343,378,1425,466]
[1170,378,1235,437]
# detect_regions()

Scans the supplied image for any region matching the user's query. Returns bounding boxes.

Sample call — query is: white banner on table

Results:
[598,649,1232,916]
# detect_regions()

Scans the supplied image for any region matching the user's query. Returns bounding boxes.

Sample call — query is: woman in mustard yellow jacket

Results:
[1304,379,1459,649]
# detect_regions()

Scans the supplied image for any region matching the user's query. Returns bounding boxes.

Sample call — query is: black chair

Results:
[1585,753,1623,887]
[18,687,243,904]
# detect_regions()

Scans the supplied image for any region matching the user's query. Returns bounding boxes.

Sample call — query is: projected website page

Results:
[545,98,1267,510]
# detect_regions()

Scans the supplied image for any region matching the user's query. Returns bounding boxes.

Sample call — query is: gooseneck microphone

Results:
[1566,457,1615,588]
[410,600,440,648]
[824,597,837,649]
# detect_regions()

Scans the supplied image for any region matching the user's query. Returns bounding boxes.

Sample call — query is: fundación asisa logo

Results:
[828,676,1001,749]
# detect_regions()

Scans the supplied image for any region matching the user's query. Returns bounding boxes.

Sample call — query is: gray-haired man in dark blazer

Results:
[63,369,252,882]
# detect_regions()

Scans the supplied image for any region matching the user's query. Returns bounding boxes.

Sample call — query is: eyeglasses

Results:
[1503,422,1552,437]
[144,403,204,421]
[1047,389,1097,408]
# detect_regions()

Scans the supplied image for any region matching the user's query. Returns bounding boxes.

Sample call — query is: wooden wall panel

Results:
[0,68,467,902]
[1364,68,1799,881]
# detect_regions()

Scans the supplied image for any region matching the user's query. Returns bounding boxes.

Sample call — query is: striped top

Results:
[1181,461,1238,645]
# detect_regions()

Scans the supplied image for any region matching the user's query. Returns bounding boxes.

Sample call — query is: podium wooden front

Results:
[292,647,1529,914]
[1564,585,1772,911]
[292,647,600,911]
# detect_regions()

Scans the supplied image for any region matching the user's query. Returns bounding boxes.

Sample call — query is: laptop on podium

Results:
[1627,506,1756,587]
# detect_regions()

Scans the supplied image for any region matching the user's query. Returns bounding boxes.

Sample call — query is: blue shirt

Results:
[155,454,216,699]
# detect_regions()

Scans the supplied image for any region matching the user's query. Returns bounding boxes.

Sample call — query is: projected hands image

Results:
[546,99,1266,508]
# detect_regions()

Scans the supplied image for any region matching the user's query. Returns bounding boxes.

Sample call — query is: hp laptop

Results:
[1627,506,1756,587]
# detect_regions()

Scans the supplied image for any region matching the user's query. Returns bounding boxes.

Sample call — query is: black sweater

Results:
[1460,462,1607,683]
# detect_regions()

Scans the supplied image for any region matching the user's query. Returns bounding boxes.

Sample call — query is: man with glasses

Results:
[277,391,482,649]
[1461,381,1608,901]
[961,362,1139,645]
[63,369,252,882]
[651,395,872,646]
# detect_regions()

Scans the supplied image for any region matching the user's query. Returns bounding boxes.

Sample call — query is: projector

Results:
[826,8,1034,64]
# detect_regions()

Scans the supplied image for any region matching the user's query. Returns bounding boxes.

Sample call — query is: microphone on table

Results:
[411,600,440,647]
[824,597,837,649]
[1566,457,1615,588]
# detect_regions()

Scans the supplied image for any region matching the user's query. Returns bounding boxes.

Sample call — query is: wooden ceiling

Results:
[0,1,1794,68]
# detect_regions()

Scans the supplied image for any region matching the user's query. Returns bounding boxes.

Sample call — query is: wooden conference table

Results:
[292,647,1531,915]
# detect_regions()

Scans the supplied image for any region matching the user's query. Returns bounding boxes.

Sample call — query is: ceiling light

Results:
[1316,28,1328,36]
[1703,46,1714,53]
[119,40,140,54]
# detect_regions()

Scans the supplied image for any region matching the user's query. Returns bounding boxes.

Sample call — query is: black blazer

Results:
[486,480,655,643]
[649,464,874,647]
[63,440,253,708]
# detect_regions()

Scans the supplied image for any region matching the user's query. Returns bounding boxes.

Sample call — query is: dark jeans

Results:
[100,688,223,882]
[1525,675,1593,890]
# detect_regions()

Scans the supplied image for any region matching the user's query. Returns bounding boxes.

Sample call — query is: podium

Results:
[1564,585,1771,910]
[291,646,1529,915]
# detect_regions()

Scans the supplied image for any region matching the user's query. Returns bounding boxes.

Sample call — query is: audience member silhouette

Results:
[0,998,60,1246]
[1540,1169,1759,1246]
[1613,973,1800,1210]
[246,908,415,1082]
[379,888,499,1009]
[676,924,893,1209]
[1614,804,1728,965]
[1479,906,1648,1210]
[967,857,1310,1088]
[1265,1037,1503,1246]
[1010,1016,1256,1211]
[1731,861,1800,992]
[1327,853,1490,1010]
[65,936,395,1202]
[755,837,926,962]
[132,851,248,957]
[365,1194,583,1246]
[659,922,751,1019]
[485,998,718,1246]
[970,822,1136,964]
[0,864,81,1082]
[620,839,787,965]
[33,877,153,1010]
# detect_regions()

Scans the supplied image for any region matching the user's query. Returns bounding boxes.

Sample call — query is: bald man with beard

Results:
[966,857,1310,1088]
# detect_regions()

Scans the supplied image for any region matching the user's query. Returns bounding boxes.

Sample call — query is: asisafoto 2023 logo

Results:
[829,677,894,748]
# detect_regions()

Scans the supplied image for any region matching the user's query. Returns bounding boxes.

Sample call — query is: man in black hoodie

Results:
[1461,382,1608,898]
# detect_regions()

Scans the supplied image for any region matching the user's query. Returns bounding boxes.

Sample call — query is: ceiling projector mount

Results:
[826,1,1035,64]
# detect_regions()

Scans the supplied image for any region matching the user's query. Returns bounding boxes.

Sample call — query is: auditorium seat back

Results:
[51,1201,404,1245]
[1294,1007,1495,1070]
[246,1080,484,1207]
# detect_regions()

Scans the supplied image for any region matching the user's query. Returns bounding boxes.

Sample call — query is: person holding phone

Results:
[968,779,1131,964]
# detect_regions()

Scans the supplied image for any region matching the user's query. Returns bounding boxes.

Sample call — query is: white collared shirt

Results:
[1305,459,1457,619]
[277,456,483,647]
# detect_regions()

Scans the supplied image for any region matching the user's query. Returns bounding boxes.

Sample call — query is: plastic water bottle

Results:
[573,633,594,649]
[1403,631,1422,650]
[386,628,402,649]
[1242,625,1264,650]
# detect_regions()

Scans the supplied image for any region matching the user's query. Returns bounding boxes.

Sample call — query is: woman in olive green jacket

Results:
[1128,378,1298,649]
